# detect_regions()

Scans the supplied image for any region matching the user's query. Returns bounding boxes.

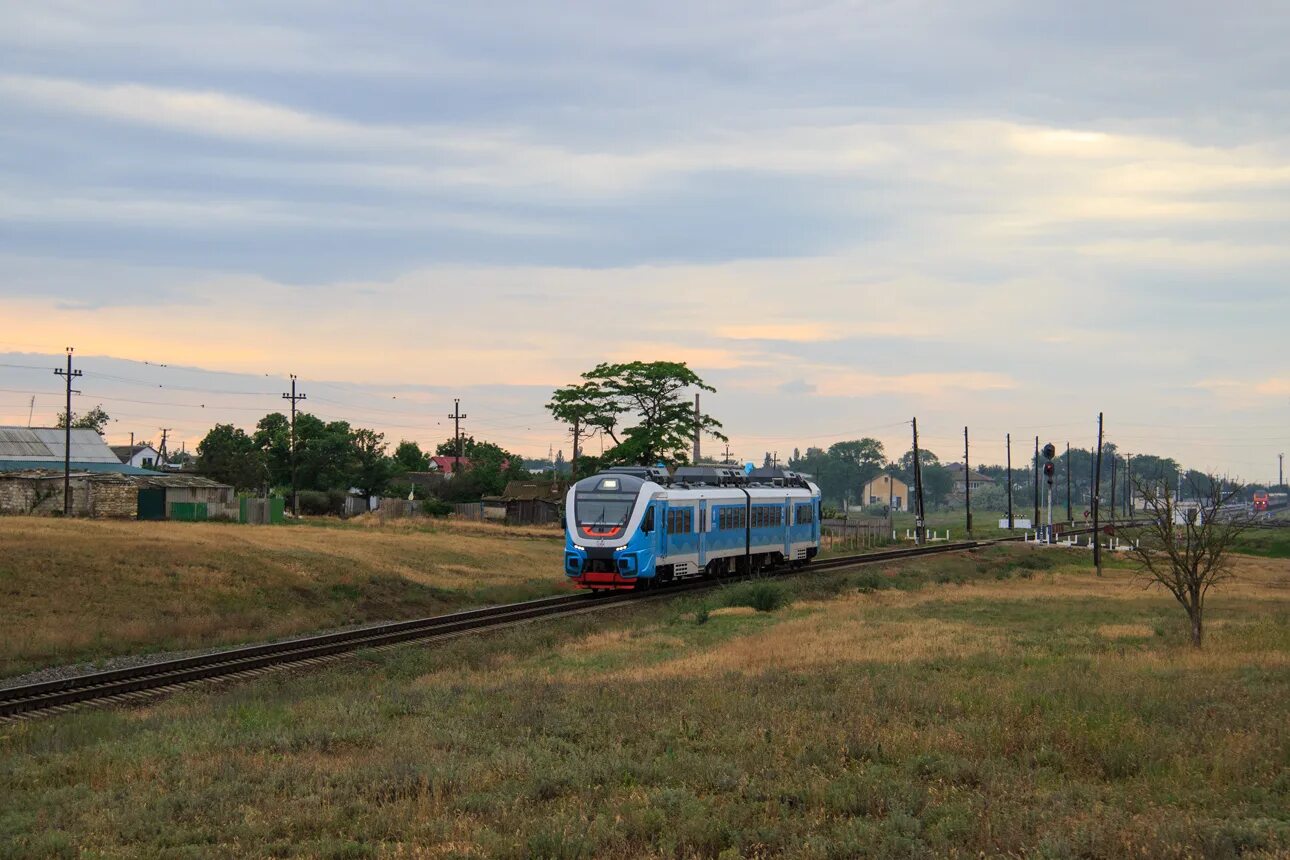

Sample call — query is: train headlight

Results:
[572,544,585,551]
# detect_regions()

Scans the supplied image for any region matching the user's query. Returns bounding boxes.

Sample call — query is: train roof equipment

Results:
[602,465,671,484]
[671,465,748,487]
[747,466,812,488]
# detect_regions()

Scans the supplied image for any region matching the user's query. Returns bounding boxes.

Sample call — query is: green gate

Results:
[137,488,166,520]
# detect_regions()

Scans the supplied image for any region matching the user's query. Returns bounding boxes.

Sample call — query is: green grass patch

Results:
[2,544,1288,857]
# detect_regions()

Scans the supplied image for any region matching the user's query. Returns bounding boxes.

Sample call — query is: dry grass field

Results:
[0,516,566,678]
[3,545,1288,858]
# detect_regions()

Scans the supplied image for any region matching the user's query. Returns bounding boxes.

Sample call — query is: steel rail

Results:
[0,532,1107,723]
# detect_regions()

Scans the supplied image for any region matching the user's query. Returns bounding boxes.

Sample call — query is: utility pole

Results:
[26,396,34,428]
[1093,412,1104,576]
[54,347,82,517]
[448,398,468,471]
[1065,442,1072,522]
[1109,453,1117,522]
[1006,433,1013,529]
[963,426,972,536]
[1124,454,1132,516]
[157,428,171,467]
[911,418,926,544]
[722,442,733,465]
[570,417,580,480]
[282,375,306,517]
[1125,453,1132,516]
[1280,453,1284,489]
[693,394,701,463]
[1033,436,1040,529]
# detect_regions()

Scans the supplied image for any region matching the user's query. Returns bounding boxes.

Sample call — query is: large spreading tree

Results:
[547,361,726,467]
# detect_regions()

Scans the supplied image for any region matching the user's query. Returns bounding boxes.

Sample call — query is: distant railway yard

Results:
[2,514,1289,857]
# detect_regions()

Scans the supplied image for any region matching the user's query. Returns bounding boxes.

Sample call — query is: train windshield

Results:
[575,493,635,538]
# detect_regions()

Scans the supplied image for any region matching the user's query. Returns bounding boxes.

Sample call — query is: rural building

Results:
[134,474,237,521]
[110,443,161,469]
[484,479,566,526]
[0,470,235,519]
[861,473,908,511]
[0,470,138,517]
[0,427,235,519]
[945,463,996,495]
[428,455,471,475]
[0,426,157,475]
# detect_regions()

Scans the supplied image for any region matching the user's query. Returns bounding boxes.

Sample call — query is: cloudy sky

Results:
[1,1,1287,477]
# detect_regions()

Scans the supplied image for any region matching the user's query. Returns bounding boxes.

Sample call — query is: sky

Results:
[1,1,1287,479]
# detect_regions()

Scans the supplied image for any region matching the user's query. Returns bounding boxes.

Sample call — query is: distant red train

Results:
[1253,491,1288,512]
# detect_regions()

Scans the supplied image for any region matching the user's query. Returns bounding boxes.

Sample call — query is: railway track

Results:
[0,531,1111,724]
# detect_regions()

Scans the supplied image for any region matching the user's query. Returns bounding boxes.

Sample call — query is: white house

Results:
[111,443,161,469]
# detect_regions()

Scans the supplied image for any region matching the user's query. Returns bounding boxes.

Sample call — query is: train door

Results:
[783,496,792,558]
[698,497,708,569]
[659,501,669,561]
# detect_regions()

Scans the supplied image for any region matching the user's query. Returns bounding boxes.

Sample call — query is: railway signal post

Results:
[1041,442,1056,542]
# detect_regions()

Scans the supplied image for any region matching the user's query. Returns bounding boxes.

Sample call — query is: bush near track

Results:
[0,516,565,678]
[3,545,1288,858]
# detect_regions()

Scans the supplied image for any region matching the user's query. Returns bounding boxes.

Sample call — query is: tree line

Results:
[196,414,530,510]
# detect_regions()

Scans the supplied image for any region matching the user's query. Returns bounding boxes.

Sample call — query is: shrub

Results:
[421,498,452,517]
[722,580,788,613]
[297,490,331,516]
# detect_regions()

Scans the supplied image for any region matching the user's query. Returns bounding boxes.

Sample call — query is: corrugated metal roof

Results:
[134,474,231,489]
[0,427,122,463]
[0,459,161,475]
[0,428,55,458]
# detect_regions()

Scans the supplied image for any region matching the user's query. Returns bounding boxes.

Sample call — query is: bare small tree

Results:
[1128,475,1251,647]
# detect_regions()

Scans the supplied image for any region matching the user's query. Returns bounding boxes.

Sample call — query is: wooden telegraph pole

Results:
[1032,436,1040,530]
[911,418,926,544]
[53,347,82,516]
[963,426,972,536]
[1006,433,1014,529]
[1093,412,1104,575]
[1065,442,1072,522]
[282,375,307,517]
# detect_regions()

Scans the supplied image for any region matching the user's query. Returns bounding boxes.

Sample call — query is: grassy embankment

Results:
[3,544,1288,857]
[0,516,565,678]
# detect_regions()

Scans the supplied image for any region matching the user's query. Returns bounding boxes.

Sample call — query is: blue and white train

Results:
[563,465,822,590]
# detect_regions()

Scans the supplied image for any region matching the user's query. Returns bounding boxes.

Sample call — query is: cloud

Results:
[811,371,1018,399]
[2,2,1288,477]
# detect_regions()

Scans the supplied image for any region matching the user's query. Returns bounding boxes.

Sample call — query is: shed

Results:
[489,480,567,527]
[133,474,237,521]
[0,469,137,517]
